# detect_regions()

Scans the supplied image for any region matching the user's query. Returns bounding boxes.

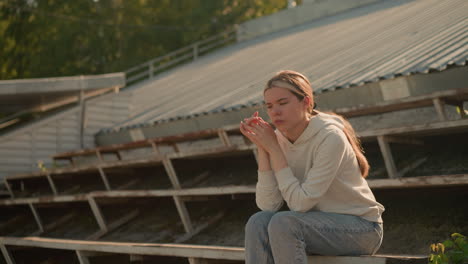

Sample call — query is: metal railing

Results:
[125,28,237,85]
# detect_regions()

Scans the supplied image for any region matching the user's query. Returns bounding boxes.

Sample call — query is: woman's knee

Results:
[267,211,302,237]
[245,211,275,233]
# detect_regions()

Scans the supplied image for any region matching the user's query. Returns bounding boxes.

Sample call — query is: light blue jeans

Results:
[245,210,383,264]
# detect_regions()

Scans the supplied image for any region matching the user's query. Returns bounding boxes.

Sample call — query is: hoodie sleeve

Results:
[274,129,347,212]
[255,170,284,211]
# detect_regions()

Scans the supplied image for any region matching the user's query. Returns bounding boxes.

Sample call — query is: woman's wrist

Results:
[256,146,272,171]
[268,145,288,172]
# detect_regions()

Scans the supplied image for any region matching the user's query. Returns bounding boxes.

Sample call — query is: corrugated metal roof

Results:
[100,0,467,134]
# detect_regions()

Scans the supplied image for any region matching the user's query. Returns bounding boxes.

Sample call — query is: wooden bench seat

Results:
[0,236,428,264]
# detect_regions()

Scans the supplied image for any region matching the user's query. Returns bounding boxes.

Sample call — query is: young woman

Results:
[240,70,384,264]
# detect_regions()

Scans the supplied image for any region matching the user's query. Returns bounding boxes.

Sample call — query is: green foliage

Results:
[429,233,467,264]
[0,0,288,80]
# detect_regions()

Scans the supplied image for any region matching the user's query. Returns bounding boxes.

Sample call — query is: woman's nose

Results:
[272,108,281,115]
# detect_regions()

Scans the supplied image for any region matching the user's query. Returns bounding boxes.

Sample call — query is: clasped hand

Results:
[239,112,279,153]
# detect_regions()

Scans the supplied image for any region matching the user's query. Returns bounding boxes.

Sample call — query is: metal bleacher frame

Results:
[1,87,468,263]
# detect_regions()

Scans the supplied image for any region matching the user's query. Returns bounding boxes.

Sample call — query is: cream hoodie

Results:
[256,112,384,223]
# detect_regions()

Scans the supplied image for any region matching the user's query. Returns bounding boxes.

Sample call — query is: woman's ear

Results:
[303,96,311,109]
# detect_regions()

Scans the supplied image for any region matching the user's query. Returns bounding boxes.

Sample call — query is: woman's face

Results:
[264,87,308,133]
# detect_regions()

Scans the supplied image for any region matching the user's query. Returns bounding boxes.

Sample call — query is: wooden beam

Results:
[398,157,428,178]
[377,136,399,179]
[433,98,447,121]
[162,158,182,189]
[4,179,14,198]
[45,172,58,195]
[62,185,81,195]
[189,257,201,264]
[0,244,15,264]
[76,250,90,264]
[114,151,122,161]
[217,129,232,147]
[182,171,211,188]
[43,212,77,232]
[173,196,194,234]
[87,197,107,232]
[97,167,112,191]
[68,157,76,167]
[95,150,104,162]
[0,216,25,231]
[150,141,160,155]
[171,143,180,153]
[175,212,225,243]
[115,179,139,190]
[87,209,139,240]
[28,203,44,233]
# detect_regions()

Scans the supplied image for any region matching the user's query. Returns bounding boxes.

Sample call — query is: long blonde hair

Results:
[265,70,370,178]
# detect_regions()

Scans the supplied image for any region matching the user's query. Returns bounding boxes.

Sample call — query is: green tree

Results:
[0,0,288,80]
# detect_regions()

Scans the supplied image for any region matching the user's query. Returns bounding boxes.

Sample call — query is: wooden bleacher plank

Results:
[358,118,468,139]
[0,193,88,206]
[5,155,162,182]
[368,174,468,189]
[89,186,256,199]
[6,119,467,185]
[0,236,428,263]
[47,88,468,169]
[0,236,245,261]
[333,87,468,118]
[168,144,254,160]
[0,174,466,208]
[0,186,255,206]
[52,128,224,161]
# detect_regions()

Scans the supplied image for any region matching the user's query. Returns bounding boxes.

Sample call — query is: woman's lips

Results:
[274,120,284,125]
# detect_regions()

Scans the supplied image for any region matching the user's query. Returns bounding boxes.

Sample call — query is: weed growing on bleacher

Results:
[429,233,467,264]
